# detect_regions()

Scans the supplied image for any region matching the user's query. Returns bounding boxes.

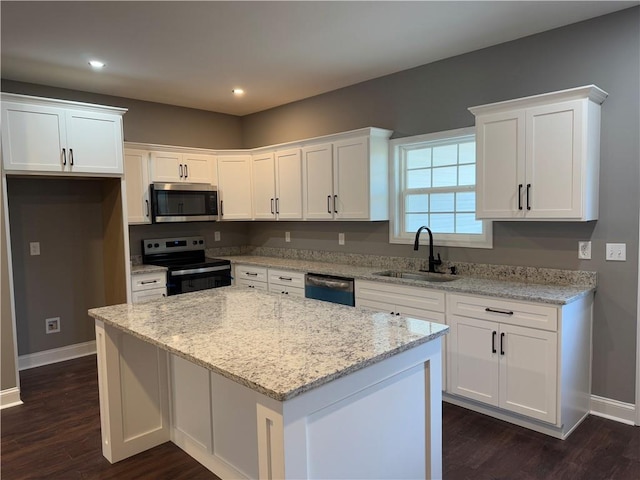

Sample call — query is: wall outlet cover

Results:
[29,242,40,256]
[214,231,221,242]
[605,243,626,261]
[578,241,591,260]
[45,317,60,334]
[338,233,345,245]
[285,231,291,243]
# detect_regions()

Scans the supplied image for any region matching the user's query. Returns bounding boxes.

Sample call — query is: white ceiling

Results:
[1,1,637,116]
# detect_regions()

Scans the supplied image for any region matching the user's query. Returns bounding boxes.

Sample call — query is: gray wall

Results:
[242,8,640,403]
[1,80,244,149]
[7,178,107,355]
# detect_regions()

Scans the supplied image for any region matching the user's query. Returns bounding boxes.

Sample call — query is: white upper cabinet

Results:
[470,85,607,221]
[302,128,392,221]
[150,151,214,184]
[1,93,125,175]
[252,151,276,219]
[274,148,302,220]
[217,154,253,220]
[124,149,151,224]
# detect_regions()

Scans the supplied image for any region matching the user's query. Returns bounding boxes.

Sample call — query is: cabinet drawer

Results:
[236,278,269,291]
[132,288,166,304]
[235,265,268,283]
[268,284,305,298]
[447,293,558,331]
[268,269,305,288]
[355,280,445,313]
[132,271,167,292]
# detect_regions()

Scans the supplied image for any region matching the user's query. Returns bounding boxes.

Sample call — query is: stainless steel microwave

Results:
[150,183,218,223]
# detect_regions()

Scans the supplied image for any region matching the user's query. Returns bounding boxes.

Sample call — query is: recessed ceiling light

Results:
[89,60,105,69]
[232,88,244,95]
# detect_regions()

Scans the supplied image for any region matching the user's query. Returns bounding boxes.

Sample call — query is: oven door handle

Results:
[170,265,230,276]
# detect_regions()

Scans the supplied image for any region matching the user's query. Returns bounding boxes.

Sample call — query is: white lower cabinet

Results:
[446,292,592,438]
[268,269,305,298]
[355,280,447,389]
[130,270,167,304]
[448,314,557,423]
[234,264,268,290]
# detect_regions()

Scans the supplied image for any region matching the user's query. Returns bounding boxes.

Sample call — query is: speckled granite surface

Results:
[220,254,595,305]
[130,264,168,275]
[89,287,448,401]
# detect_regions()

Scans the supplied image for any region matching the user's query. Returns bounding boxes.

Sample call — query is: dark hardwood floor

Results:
[2,355,639,479]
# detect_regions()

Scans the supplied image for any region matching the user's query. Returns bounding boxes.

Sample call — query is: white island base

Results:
[95,320,443,479]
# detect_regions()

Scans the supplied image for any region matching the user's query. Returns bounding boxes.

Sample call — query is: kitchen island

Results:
[88,286,449,479]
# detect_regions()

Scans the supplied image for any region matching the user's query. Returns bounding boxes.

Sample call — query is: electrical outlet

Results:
[285,231,291,243]
[30,242,40,256]
[606,243,626,261]
[578,241,591,260]
[338,233,345,245]
[214,231,221,242]
[45,317,60,334]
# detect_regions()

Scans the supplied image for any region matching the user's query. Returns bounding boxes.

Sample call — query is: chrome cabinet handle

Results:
[275,198,280,214]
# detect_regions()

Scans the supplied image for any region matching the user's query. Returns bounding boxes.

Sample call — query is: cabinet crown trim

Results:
[468,85,608,116]
[1,92,127,116]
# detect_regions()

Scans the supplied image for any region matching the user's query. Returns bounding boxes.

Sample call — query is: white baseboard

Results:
[18,340,96,371]
[590,394,636,425]
[0,387,23,410]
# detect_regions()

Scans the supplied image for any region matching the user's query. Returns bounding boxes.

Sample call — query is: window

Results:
[389,127,492,248]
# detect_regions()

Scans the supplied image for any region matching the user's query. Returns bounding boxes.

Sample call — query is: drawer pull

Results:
[278,276,292,281]
[245,272,258,276]
[492,331,497,353]
[485,307,514,316]
[140,280,158,285]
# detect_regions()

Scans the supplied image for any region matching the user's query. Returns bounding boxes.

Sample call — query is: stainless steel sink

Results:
[372,270,460,282]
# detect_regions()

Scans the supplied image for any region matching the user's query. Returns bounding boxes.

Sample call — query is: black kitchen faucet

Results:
[413,226,442,273]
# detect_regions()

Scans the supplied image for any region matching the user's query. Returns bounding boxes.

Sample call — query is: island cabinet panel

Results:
[94,321,170,463]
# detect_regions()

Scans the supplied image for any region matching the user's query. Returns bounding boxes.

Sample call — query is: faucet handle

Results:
[435,253,442,265]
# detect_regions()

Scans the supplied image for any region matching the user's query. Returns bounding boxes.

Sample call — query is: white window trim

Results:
[389,127,493,249]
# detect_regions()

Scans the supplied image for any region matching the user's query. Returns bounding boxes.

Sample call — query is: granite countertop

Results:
[220,255,595,305]
[89,287,448,402]
[131,264,168,275]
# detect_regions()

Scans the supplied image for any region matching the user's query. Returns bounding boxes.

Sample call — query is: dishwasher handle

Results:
[305,274,353,292]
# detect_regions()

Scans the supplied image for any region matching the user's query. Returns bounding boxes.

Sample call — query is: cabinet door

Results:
[131,289,166,304]
[65,110,123,174]
[124,150,151,224]
[150,152,182,182]
[448,315,499,406]
[525,100,583,219]
[333,137,370,219]
[499,324,557,423]
[302,143,334,219]
[182,153,214,184]
[1,102,67,172]
[252,152,276,219]
[217,155,253,220]
[275,148,302,220]
[475,110,526,219]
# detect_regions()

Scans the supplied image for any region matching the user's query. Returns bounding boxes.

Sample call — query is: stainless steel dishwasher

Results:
[304,273,355,306]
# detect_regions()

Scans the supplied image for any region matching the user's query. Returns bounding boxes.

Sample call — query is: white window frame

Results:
[389,127,493,249]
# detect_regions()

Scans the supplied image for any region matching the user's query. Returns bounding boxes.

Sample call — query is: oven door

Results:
[167,265,231,295]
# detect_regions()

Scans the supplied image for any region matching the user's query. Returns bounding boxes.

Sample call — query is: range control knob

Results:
[147,243,152,249]
[154,243,159,248]
[199,240,204,244]
[193,240,198,245]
